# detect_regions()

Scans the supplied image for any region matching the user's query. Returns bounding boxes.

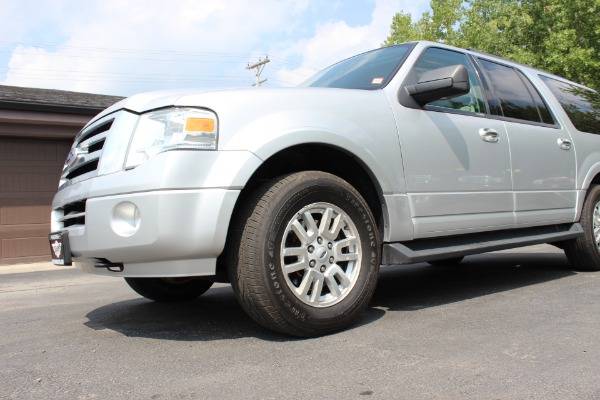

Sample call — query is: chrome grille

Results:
[60,117,114,185]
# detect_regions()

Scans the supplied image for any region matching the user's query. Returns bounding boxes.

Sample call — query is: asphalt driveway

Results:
[1,245,599,399]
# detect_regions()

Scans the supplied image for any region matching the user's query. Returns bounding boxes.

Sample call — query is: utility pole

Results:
[246,56,270,87]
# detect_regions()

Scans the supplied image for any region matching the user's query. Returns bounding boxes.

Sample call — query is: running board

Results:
[382,223,583,265]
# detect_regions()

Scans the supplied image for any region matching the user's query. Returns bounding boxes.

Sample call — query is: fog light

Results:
[111,202,140,237]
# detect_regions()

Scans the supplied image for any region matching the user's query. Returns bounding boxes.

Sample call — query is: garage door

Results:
[0,137,70,264]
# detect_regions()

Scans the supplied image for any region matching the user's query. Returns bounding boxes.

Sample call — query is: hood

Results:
[89,87,387,138]
[86,88,211,125]
[87,86,383,127]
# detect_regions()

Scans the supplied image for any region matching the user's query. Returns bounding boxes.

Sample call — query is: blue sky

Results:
[0,0,430,96]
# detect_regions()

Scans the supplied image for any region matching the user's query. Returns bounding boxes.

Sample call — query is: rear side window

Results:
[517,70,555,125]
[540,76,600,135]
[478,59,555,125]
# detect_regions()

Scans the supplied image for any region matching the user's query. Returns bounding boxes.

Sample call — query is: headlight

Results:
[125,107,218,169]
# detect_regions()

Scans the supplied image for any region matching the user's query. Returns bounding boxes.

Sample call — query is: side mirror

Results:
[406,64,470,106]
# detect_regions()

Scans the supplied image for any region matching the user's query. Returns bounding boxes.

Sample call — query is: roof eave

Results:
[0,100,105,116]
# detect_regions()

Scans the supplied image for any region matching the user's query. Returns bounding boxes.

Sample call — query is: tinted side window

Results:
[516,70,555,125]
[479,59,548,124]
[411,48,486,114]
[540,76,600,135]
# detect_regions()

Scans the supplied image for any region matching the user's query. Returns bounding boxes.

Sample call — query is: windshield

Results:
[302,44,413,90]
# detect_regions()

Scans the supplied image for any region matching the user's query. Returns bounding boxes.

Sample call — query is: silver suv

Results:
[50,41,600,336]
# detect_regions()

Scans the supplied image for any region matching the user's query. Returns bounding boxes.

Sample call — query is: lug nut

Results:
[327,242,333,249]
[309,260,316,268]
[320,265,326,272]
[307,245,314,253]
[329,256,334,264]
[317,237,323,244]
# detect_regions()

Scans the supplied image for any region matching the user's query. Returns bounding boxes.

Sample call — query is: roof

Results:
[0,85,124,115]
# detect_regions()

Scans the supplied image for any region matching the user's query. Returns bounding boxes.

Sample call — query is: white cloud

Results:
[1,0,310,94]
[274,0,429,86]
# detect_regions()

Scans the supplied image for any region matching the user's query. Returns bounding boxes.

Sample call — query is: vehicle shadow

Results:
[84,250,576,341]
[372,250,576,311]
[84,285,307,342]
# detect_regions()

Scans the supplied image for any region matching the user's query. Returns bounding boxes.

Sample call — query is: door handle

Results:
[479,128,499,143]
[557,137,572,150]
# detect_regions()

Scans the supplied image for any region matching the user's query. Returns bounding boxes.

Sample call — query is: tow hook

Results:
[94,258,124,272]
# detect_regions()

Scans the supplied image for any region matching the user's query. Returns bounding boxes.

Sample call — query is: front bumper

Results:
[53,188,239,277]
[51,149,261,277]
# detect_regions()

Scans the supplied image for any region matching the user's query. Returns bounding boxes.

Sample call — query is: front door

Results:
[388,47,514,238]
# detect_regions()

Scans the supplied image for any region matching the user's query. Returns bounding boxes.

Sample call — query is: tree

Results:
[384,0,600,90]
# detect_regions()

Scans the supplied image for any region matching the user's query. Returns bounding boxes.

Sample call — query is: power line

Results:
[0,50,297,71]
[0,40,260,58]
[0,49,266,65]
[0,41,307,87]
[2,71,296,86]
[0,66,252,79]
[4,73,249,84]
[0,64,300,86]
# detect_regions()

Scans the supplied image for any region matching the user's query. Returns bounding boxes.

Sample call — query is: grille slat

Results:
[58,212,85,222]
[64,158,100,180]
[87,138,106,153]
[62,200,85,215]
[61,116,114,184]
[76,119,113,145]
[78,130,109,152]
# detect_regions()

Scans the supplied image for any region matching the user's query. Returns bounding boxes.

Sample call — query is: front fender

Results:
[219,109,406,195]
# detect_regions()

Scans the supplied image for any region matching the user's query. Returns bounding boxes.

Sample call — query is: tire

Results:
[124,277,213,302]
[427,256,464,266]
[564,184,600,271]
[228,171,381,337]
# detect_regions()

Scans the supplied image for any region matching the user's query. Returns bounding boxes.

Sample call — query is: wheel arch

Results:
[582,162,600,190]
[577,164,600,221]
[586,168,600,189]
[215,143,389,282]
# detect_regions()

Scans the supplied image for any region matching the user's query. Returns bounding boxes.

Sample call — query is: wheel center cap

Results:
[313,244,328,261]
